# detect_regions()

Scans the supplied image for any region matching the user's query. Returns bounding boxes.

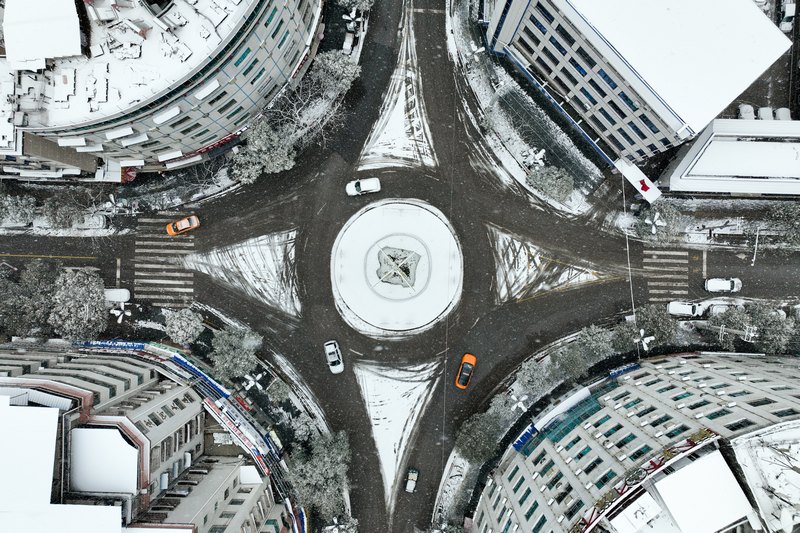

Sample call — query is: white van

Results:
[104,288,130,304]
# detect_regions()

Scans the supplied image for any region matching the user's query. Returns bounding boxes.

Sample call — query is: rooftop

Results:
[563,0,790,135]
[5,0,256,129]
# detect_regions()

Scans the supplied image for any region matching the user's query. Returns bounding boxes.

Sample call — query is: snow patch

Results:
[134,320,165,332]
[352,360,441,516]
[272,351,330,433]
[181,230,301,319]
[357,0,437,170]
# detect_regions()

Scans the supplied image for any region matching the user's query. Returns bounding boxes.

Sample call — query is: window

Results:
[575,47,596,68]
[234,48,251,67]
[616,433,636,448]
[168,116,191,129]
[584,457,603,474]
[264,7,278,26]
[518,38,535,55]
[593,414,611,428]
[278,30,290,49]
[644,378,662,387]
[707,409,731,420]
[608,100,626,118]
[647,143,657,152]
[588,79,607,98]
[710,383,727,390]
[688,400,711,410]
[513,476,525,493]
[618,91,639,110]
[229,499,245,505]
[575,445,591,461]
[772,386,793,391]
[565,499,585,520]
[608,134,625,151]
[580,87,597,105]
[507,466,520,482]
[560,67,578,86]
[525,501,539,520]
[598,68,618,89]
[613,391,631,401]
[251,68,266,85]
[271,19,284,39]
[555,24,575,46]
[529,14,547,33]
[535,2,555,22]
[534,58,553,75]
[617,128,636,146]
[629,445,652,461]
[242,59,258,77]
[595,470,617,489]
[636,406,657,417]
[640,115,660,133]
[623,398,642,409]
[549,36,567,55]
[555,484,572,503]
[598,107,620,124]
[665,424,690,438]
[628,121,647,140]
[523,26,541,46]
[590,116,607,132]
[569,58,587,76]
[748,398,776,407]
[774,408,799,417]
[564,436,582,450]
[540,459,555,476]
[603,423,623,438]
[672,392,693,401]
[518,488,532,506]
[657,384,676,393]
[207,90,228,106]
[650,414,672,427]
[541,47,559,65]
[532,515,548,533]
[180,123,201,135]
[209,527,227,533]
[729,390,752,397]
[726,419,756,432]
[217,99,238,114]
[546,471,563,490]
[192,128,210,139]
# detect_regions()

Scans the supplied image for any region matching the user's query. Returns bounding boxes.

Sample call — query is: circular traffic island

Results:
[330,199,463,338]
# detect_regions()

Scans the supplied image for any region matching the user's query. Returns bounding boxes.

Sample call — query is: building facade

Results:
[0,345,287,533]
[0,0,323,180]
[473,352,800,533]
[483,0,789,164]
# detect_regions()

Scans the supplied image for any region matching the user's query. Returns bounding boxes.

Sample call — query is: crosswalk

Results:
[642,248,689,303]
[133,213,195,309]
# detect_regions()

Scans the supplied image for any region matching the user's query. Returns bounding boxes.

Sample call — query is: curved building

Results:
[0,0,323,180]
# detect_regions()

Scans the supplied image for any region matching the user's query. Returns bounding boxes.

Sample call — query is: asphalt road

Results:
[2,0,800,531]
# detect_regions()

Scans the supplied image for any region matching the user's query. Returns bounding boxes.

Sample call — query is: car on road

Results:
[455,353,477,390]
[704,278,742,293]
[738,104,755,120]
[667,301,705,318]
[345,177,381,196]
[758,107,774,120]
[324,340,344,374]
[166,215,200,236]
[104,288,131,304]
[405,467,419,493]
[781,1,795,32]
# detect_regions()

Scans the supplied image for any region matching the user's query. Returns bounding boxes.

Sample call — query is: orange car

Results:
[455,353,477,390]
[166,215,200,236]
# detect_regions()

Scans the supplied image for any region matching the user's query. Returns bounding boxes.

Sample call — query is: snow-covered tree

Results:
[327,516,360,533]
[517,357,554,399]
[48,269,107,340]
[268,379,292,403]
[232,123,296,184]
[289,431,351,521]
[454,411,505,463]
[709,304,795,354]
[289,410,318,444]
[768,203,800,247]
[41,194,84,228]
[423,525,463,533]
[1,194,36,226]
[575,325,615,362]
[612,321,640,353]
[209,325,262,380]
[164,308,204,346]
[336,0,374,12]
[550,344,588,384]
[0,260,63,336]
[307,51,362,97]
[635,204,684,243]
[706,307,750,351]
[526,166,574,203]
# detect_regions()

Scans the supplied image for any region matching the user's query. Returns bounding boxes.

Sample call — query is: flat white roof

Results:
[565,0,791,134]
[0,400,59,508]
[70,427,139,494]
[1,504,121,533]
[3,0,82,70]
[609,493,663,533]
[654,450,750,533]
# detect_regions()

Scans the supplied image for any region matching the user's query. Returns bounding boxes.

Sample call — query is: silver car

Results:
[323,340,344,374]
[667,301,705,318]
[704,278,742,293]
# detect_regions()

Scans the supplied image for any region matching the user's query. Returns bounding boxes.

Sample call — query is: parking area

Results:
[721,0,798,119]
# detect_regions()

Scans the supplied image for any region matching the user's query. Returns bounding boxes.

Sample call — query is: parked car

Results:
[104,288,131,304]
[323,340,344,374]
[166,215,200,236]
[709,304,743,316]
[667,301,705,318]
[738,104,755,120]
[704,278,742,293]
[758,107,774,120]
[776,107,792,120]
[345,177,381,196]
[455,353,477,390]
[780,1,795,32]
[404,468,419,493]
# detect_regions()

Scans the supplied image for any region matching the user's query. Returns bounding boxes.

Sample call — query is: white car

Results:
[404,468,419,493]
[708,304,744,316]
[345,177,381,196]
[758,107,774,120]
[704,278,742,293]
[737,104,755,120]
[323,340,344,374]
[667,301,705,318]
[780,2,795,32]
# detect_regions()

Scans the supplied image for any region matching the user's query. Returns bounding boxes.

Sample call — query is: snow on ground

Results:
[432,450,472,524]
[191,302,247,329]
[488,224,608,303]
[133,320,165,332]
[445,0,602,216]
[352,359,441,516]
[182,230,301,318]
[272,351,331,434]
[357,0,437,170]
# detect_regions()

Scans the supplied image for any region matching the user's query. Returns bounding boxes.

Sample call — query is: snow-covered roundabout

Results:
[331,199,463,338]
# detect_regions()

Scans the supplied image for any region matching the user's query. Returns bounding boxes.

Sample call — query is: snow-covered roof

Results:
[70,427,139,494]
[653,450,751,533]
[3,0,82,71]
[665,119,800,195]
[12,0,258,128]
[732,420,800,533]
[609,493,663,533]
[561,0,790,135]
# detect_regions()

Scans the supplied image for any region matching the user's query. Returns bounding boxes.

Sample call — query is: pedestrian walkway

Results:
[133,212,195,308]
[641,248,689,303]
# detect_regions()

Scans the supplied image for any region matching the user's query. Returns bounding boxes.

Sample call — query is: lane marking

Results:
[643,266,687,272]
[647,281,688,287]
[648,289,689,295]
[643,258,689,264]
[116,258,121,287]
[0,253,96,260]
[645,250,688,256]
[703,249,707,279]
[134,279,194,285]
